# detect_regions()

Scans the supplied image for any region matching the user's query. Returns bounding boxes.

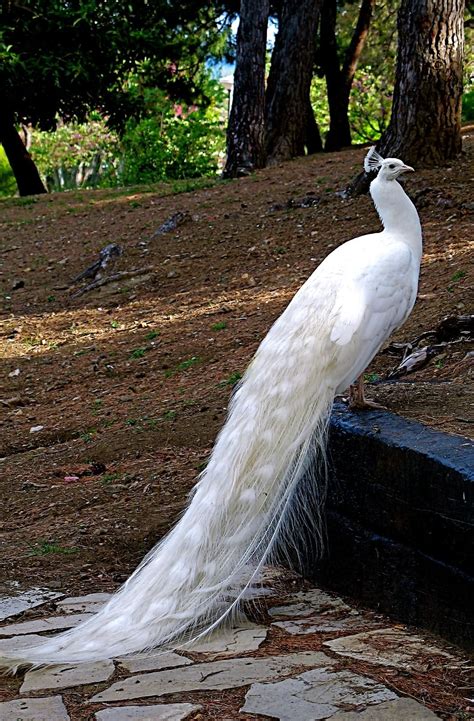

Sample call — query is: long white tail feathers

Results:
[2,289,337,670]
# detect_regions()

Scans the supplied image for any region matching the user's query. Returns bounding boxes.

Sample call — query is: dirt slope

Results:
[0,138,472,593]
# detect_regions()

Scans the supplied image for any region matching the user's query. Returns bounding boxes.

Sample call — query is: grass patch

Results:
[219,371,242,387]
[211,321,227,331]
[27,541,78,556]
[165,356,200,377]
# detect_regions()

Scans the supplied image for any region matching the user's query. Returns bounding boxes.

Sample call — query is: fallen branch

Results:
[149,211,191,239]
[71,243,123,285]
[71,267,153,298]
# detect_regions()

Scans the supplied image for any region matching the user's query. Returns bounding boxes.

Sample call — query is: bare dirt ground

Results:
[0,136,472,605]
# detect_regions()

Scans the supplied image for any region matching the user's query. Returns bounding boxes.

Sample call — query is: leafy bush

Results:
[30,118,121,191]
[119,91,225,185]
[0,146,17,197]
[462,89,474,122]
[349,69,393,143]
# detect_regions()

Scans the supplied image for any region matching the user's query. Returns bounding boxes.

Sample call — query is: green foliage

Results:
[310,77,330,139]
[165,356,201,377]
[211,321,227,331]
[0,147,17,197]
[0,1,231,131]
[30,118,120,191]
[119,90,225,184]
[349,70,392,142]
[27,540,78,556]
[462,89,474,122]
[312,0,397,144]
[219,371,242,387]
[130,347,147,359]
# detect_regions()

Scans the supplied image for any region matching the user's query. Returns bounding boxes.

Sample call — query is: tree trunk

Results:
[378,0,465,166]
[223,0,269,178]
[305,97,323,154]
[0,111,47,196]
[322,0,374,152]
[265,0,322,164]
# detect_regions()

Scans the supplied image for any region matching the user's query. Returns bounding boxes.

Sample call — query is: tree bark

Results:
[0,111,47,196]
[305,97,323,154]
[378,0,465,166]
[223,0,270,178]
[322,0,374,152]
[265,0,322,164]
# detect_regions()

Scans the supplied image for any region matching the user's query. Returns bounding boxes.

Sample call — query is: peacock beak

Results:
[400,164,414,173]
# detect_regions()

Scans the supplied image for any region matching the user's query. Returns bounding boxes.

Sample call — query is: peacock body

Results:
[2,148,423,670]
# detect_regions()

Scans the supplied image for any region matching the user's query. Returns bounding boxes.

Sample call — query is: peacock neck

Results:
[370,176,423,263]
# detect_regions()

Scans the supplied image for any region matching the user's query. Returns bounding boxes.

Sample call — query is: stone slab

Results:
[0,588,63,622]
[324,628,454,671]
[0,695,70,721]
[95,704,202,721]
[268,589,351,619]
[0,612,93,637]
[187,623,267,656]
[241,666,397,721]
[90,651,335,703]
[328,697,442,720]
[21,659,115,692]
[0,632,46,654]
[57,592,111,613]
[273,615,380,635]
[118,651,193,674]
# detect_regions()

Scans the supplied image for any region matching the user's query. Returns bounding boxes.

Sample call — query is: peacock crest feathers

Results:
[364,146,385,174]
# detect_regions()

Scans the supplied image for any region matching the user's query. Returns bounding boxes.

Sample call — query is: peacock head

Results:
[364,147,414,181]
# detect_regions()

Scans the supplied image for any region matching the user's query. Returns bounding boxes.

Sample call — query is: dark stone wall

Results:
[301,403,474,650]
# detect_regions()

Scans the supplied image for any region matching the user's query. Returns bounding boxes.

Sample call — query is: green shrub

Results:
[119,98,225,185]
[0,146,17,197]
[462,88,474,122]
[30,118,121,191]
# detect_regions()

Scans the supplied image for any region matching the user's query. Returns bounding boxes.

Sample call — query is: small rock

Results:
[30,425,44,433]
[8,368,20,377]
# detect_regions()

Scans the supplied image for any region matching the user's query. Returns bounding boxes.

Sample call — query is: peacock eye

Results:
[389,164,395,169]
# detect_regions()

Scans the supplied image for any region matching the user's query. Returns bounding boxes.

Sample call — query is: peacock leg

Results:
[348,374,386,410]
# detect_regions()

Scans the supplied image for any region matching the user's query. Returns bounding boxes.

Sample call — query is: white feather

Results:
[1,153,422,670]
[364,145,385,173]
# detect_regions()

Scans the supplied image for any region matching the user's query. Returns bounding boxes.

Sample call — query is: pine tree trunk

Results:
[305,97,323,154]
[322,0,374,152]
[379,0,465,166]
[0,111,47,196]
[265,0,322,164]
[223,0,269,178]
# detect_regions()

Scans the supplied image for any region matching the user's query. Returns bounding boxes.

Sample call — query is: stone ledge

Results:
[299,402,473,650]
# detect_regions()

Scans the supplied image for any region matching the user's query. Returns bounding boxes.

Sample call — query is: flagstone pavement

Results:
[0,576,470,720]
